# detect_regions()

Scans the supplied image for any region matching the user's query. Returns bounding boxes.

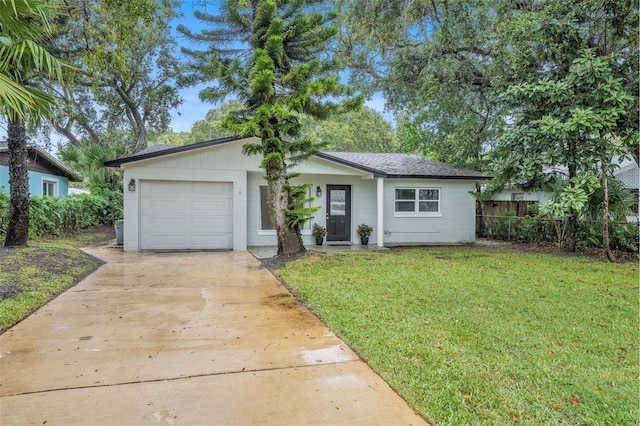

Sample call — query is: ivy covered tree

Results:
[179,0,360,255]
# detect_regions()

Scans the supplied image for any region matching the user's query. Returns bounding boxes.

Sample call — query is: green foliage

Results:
[183,100,244,143]
[298,106,399,152]
[46,0,182,152]
[486,214,561,244]
[278,248,638,424]
[0,189,9,236]
[493,50,634,191]
[484,212,638,253]
[312,223,327,237]
[539,174,600,219]
[0,188,123,240]
[59,137,132,189]
[281,181,320,229]
[577,221,639,253]
[177,101,398,152]
[0,0,63,123]
[493,48,636,254]
[583,176,634,222]
[338,0,639,169]
[355,223,372,237]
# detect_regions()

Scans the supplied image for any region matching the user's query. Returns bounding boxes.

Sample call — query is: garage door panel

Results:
[150,218,185,228]
[148,199,184,210]
[191,234,232,246]
[140,180,233,250]
[149,236,187,248]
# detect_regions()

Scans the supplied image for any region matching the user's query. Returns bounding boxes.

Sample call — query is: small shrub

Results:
[578,221,639,253]
[0,189,9,236]
[0,188,123,240]
[485,213,638,253]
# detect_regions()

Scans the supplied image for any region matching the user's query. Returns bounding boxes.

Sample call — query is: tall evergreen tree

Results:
[179,0,360,255]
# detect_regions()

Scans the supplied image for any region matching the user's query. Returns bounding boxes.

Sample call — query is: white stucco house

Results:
[105,136,490,252]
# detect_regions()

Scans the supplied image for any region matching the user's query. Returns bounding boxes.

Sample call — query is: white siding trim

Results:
[376,178,384,247]
[41,177,59,197]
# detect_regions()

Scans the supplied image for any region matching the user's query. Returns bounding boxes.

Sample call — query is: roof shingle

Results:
[319,152,491,179]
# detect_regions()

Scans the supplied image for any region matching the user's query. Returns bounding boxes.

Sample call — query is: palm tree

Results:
[0,0,64,246]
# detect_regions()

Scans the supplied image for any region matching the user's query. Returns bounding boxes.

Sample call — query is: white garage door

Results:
[140,180,233,250]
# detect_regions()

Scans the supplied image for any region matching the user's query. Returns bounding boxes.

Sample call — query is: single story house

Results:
[104,136,491,252]
[0,142,82,198]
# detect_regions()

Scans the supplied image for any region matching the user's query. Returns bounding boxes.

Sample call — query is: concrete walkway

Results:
[0,247,426,425]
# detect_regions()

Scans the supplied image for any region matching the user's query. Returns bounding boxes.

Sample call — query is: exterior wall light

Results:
[316,185,322,197]
[128,178,136,192]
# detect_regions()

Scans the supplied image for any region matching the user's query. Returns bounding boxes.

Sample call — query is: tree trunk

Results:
[267,167,305,256]
[4,118,30,247]
[601,161,615,262]
[115,83,148,153]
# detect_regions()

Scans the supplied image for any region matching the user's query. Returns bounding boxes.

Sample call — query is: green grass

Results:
[276,247,639,425]
[0,228,110,332]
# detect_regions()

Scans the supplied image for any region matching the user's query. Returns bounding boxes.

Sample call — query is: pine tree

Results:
[179,0,360,255]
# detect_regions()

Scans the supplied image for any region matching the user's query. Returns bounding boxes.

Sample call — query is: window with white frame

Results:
[394,188,440,216]
[42,179,58,197]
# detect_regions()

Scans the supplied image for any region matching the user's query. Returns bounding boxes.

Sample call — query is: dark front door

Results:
[326,185,351,241]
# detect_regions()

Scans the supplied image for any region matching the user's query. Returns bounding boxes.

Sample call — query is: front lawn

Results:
[0,227,112,332]
[275,247,638,425]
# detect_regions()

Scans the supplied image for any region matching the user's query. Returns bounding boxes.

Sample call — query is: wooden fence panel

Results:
[481,200,538,217]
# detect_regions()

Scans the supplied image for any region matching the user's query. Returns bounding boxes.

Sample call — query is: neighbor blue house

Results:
[0,142,82,198]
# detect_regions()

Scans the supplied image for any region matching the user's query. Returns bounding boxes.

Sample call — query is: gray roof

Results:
[134,144,176,156]
[105,137,490,180]
[319,152,491,179]
[0,142,82,182]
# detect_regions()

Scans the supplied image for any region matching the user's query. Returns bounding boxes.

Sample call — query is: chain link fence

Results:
[477,214,639,252]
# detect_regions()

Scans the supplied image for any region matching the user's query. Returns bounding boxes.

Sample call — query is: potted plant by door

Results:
[356,223,373,245]
[312,223,327,245]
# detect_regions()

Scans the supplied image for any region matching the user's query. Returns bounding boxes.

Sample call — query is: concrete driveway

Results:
[0,247,426,425]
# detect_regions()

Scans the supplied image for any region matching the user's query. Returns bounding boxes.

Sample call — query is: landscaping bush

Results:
[0,187,123,240]
[0,189,9,237]
[484,211,638,252]
[577,220,639,253]
[485,212,556,243]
